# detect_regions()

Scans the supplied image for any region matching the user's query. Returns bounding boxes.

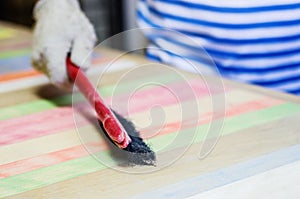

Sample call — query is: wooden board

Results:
[0,21,300,199]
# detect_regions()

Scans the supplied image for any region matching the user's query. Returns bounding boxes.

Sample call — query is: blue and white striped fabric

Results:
[137,0,300,95]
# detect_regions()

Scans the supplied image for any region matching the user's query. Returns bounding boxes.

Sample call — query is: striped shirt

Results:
[137,0,300,95]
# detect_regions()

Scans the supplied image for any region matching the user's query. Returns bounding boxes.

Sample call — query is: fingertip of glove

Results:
[50,73,74,91]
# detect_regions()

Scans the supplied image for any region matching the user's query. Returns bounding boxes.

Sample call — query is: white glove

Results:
[32,0,97,89]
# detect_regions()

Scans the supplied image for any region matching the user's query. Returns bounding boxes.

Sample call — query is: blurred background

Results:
[0,0,145,50]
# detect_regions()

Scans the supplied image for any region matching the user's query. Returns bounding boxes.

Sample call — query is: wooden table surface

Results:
[0,21,300,199]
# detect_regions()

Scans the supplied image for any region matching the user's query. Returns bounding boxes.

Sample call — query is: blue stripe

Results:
[138,10,300,94]
[142,0,300,13]
[252,75,300,86]
[138,10,160,28]
[147,34,300,60]
[207,46,300,59]
[146,49,300,94]
[289,89,300,95]
[133,144,300,198]
[154,50,300,87]
[0,55,31,74]
[219,62,300,73]
[272,87,300,95]
[147,48,300,87]
[145,51,162,62]
[138,10,300,45]
[147,6,300,29]
[146,42,300,74]
[147,47,215,67]
[149,36,300,74]
[177,29,300,45]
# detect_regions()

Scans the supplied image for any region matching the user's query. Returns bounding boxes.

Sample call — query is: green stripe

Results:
[218,102,300,137]
[0,73,183,121]
[0,100,57,120]
[0,48,30,59]
[0,94,77,121]
[1,102,300,197]
[0,156,107,197]
[98,71,181,97]
[151,102,300,151]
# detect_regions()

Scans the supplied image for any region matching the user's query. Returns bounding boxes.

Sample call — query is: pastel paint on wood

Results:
[0,22,300,198]
[0,28,15,40]
[1,71,300,198]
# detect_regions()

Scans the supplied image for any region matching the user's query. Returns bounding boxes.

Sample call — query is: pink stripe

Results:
[0,79,222,147]
[0,97,283,178]
[109,79,227,114]
[140,97,283,138]
[92,57,113,65]
[0,41,31,52]
[0,143,107,179]
[0,106,90,146]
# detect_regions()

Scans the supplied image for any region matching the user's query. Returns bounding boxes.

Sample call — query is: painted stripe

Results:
[148,103,300,151]
[0,49,30,59]
[0,70,41,82]
[0,154,107,198]
[0,96,73,121]
[0,100,57,121]
[0,73,179,119]
[0,53,107,83]
[0,123,109,166]
[219,102,300,137]
[0,41,30,52]
[108,78,226,114]
[0,92,282,176]
[0,94,282,176]
[133,144,300,199]
[0,85,285,150]
[0,28,16,40]
[0,143,104,179]
[0,73,195,120]
[0,100,295,176]
[0,106,84,146]
[0,76,49,94]
[0,103,299,197]
[0,78,219,146]
[190,160,300,199]
[0,129,83,165]
[96,71,185,98]
[140,96,283,138]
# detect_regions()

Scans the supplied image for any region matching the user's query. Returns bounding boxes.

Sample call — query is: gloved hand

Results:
[32,0,97,89]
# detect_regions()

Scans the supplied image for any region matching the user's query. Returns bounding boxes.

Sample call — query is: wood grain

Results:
[1,21,300,199]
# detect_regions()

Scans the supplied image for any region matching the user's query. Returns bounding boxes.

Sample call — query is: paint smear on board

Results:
[0,28,15,40]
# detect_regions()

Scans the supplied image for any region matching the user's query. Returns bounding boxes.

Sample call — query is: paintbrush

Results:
[66,56,156,166]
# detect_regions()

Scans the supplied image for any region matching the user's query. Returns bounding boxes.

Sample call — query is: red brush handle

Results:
[66,57,131,148]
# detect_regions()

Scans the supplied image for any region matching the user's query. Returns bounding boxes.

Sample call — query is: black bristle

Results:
[99,110,156,166]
